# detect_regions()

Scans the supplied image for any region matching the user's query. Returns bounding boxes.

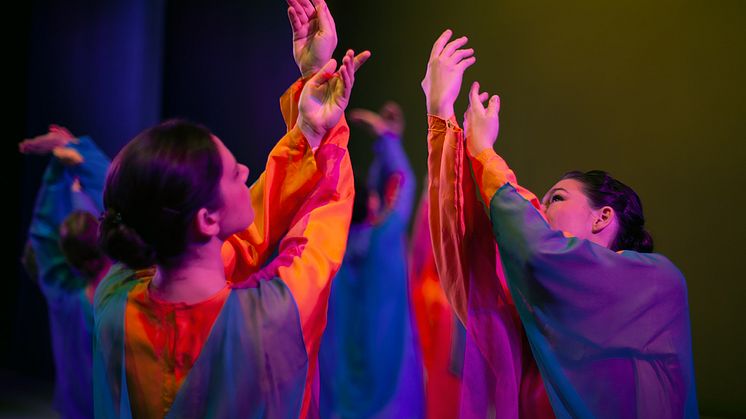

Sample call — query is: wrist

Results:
[299,65,317,79]
[466,139,492,157]
[296,116,324,149]
[426,100,454,120]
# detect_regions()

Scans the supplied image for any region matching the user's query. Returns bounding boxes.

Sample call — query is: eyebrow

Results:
[548,187,568,195]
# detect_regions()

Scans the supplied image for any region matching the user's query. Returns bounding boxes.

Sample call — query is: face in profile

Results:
[213,136,253,237]
[541,178,598,241]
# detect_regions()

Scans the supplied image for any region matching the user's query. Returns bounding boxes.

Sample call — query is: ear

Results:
[194,207,220,238]
[591,206,615,234]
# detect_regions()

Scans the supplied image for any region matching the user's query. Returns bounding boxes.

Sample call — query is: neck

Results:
[150,238,228,304]
[591,224,618,250]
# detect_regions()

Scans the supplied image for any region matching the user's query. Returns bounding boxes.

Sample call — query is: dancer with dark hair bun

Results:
[423,29,697,418]
[93,1,370,417]
[22,125,112,419]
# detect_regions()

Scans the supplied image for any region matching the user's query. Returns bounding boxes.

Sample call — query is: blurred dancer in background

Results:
[21,125,112,419]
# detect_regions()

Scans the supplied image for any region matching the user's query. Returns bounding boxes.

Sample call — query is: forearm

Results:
[244,126,353,354]
[223,125,320,281]
[66,136,110,208]
[468,147,543,215]
[427,115,470,323]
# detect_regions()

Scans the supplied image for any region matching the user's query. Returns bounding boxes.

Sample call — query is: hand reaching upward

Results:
[422,29,476,119]
[464,81,500,156]
[297,49,371,148]
[288,0,338,78]
[19,125,79,155]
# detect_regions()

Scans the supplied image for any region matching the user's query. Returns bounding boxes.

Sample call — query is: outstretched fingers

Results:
[339,50,355,100]
[293,0,314,19]
[441,36,468,57]
[314,0,336,35]
[487,95,500,116]
[287,7,306,38]
[352,50,371,71]
[308,58,338,87]
[469,81,486,113]
[450,47,474,63]
[430,29,453,59]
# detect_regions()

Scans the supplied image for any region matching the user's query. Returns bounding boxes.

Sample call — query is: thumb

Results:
[353,51,371,72]
[308,58,337,86]
[469,81,483,112]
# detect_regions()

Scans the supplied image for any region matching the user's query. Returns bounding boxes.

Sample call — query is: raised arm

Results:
[349,102,415,221]
[222,105,323,282]
[25,129,110,297]
[464,81,688,349]
[236,50,369,418]
[463,81,542,212]
[422,30,477,322]
[222,0,346,280]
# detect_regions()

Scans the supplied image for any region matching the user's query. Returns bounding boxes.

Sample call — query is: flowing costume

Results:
[94,79,354,419]
[409,191,465,419]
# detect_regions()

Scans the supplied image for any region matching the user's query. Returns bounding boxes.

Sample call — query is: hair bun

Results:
[98,209,156,269]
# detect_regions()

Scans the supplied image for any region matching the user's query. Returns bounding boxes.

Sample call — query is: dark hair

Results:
[60,210,107,280]
[562,170,654,253]
[99,119,223,269]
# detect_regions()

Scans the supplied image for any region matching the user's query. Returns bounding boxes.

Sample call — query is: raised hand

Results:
[297,49,371,148]
[421,29,476,119]
[464,81,500,156]
[19,125,78,155]
[288,0,338,77]
[348,101,405,138]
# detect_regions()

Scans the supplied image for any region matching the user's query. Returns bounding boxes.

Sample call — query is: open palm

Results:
[288,0,337,77]
[297,50,371,148]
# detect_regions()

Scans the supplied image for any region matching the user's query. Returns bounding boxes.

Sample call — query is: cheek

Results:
[545,206,563,228]
[546,205,577,232]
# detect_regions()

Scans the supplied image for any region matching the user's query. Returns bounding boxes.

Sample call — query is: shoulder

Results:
[619,250,688,295]
[93,263,150,312]
[231,278,301,325]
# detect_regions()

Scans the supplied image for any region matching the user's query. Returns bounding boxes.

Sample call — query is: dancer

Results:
[94,2,370,417]
[22,125,112,419]
[424,29,698,418]
[319,102,424,418]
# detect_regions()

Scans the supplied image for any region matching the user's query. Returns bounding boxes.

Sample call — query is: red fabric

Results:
[426,115,553,418]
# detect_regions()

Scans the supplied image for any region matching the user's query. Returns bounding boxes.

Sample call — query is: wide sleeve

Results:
[427,115,502,324]
[427,115,470,322]
[222,79,322,282]
[233,114,353,418]
[487,176,697,417]
[28,136,110,299]
[489,181,689,349]
[468,146,543,215]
